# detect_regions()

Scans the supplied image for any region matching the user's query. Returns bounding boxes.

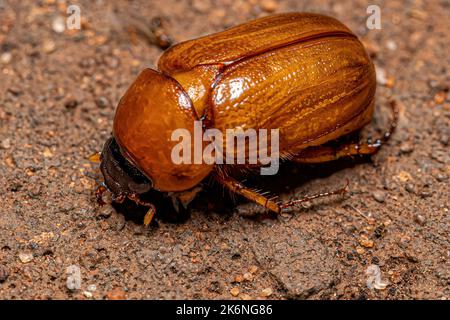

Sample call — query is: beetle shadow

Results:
[112,154,371,225]
[111,189,192,226]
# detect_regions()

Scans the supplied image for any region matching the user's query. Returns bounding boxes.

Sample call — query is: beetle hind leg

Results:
[214,173,348,215]
[214,173,282,214]
[293,100,398,164]
[280,179,349,210]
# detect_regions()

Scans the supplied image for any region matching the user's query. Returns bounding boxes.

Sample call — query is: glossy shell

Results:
[160,12,375,156]
[113,13,376,191]
[113,69,212,192]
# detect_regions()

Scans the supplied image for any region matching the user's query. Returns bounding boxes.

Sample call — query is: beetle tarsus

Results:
[143,205,156,227]
[95,184,107,206]
[280,179,349,210]
[128,193,157,226]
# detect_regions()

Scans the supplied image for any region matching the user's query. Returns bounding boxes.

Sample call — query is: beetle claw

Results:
[95,184,107,206]
[143,205,156,227]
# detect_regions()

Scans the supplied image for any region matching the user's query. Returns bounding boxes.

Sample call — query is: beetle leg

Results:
[95,184,107,205]
[280,179,349,210]
[215,173,348,215]
[143,206,156,227]
[127,194,157,226]
[293,100,398,163]
[214,173,282,214]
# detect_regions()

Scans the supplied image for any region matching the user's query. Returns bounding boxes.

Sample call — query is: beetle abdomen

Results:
[210,34,375,154]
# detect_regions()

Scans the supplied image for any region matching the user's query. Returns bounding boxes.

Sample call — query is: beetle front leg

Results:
[127,194,157,226]
[95,184,108,205]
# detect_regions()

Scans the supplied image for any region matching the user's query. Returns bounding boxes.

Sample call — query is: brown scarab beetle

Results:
[95,13,397,224]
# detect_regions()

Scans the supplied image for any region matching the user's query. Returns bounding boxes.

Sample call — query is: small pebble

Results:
[260,0,278,12]
[43,147,53,158]
[399,142,414,154]
[386,77,395,88]
[82,291,93,298]
[434,91,446,105]
[356,247,365,255]
[439,134,449,146]
[52,16,66,33]
[87,284,97,292]
[249,265,258,274]
[396,171,412,183]
[66,265,81,291]
[405,183,415,193]
[0,52,12,64]
[390,271,402,284]
[234,275,243,283]
[1,138,11,149]
[366,264,388,290]
[260,287,273,297]
[434,173,448,182]
[373,191,386,203]
[133,224,144,235]
[230,287,240,297]
[106,288,126,300]
[43,40,56,53]
[95,96,109,109]
[386,40,397,51]
[359,237,374,248]
[414,214,426,225]
[243,272,253,281]
[64,99,78,109]
[373,225,386,238]
[420,190,432,198]
[18,252,34,263]
[240,293,252,300]
[375,66,388,86]
[192,0,209,12]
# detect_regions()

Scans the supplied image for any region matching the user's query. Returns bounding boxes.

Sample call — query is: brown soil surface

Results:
[0,0,448,299]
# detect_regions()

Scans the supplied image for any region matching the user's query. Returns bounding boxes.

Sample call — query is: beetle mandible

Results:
[94,13,398,224]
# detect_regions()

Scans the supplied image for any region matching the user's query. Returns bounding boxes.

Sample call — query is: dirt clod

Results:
[230,287,240,297]
[243,272,254,281]
[414,214,426,226]
[372,191,386,203]
[18,253,33,264]
[359,236,374,248]
[260,287,273,297]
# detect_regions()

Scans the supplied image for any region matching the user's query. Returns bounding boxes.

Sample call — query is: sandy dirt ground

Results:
[0,0,448,299]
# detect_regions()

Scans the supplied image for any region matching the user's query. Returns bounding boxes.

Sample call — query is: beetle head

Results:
[100,137,152,198]
[111,68,212,193]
